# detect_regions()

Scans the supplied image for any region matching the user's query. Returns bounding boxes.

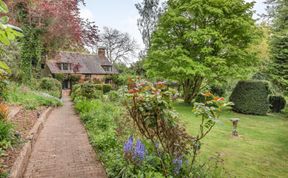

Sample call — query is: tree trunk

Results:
[182,77,203,104]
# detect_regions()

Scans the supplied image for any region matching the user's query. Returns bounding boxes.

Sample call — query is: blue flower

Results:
[173,157,183,175]
[133,139,146,162]
[123,135,133,154]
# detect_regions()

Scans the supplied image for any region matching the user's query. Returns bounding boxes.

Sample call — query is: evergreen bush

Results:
[39,77,62,98]
[81,83,103,99]
[269,95,286,113]
[229,80,270,115]
[103,84,112,94]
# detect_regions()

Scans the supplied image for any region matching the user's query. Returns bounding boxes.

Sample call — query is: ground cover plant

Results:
[174,102,288,178]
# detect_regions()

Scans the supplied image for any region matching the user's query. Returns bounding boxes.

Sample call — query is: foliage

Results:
[102,84,112,94]
[6,0,98,51]
[0,103,16,151]
[145,0,259,103]
[80,83,103,99]
[210,84,226,97]
[125,79,231,177]
[107,91,120,102]
[264,0,288,95]
[0,0,22,98]
[5,83,62,109]
[20,27,43,83]
[99,27,138,64]
[39,77,62,98]
[230,80,270,115]
[269,95,286,113]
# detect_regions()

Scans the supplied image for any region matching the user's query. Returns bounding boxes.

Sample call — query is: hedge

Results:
[229,80,270,115]
[269,95,286,113]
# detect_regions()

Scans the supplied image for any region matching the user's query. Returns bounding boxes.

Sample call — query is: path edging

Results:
[9,107,53,178]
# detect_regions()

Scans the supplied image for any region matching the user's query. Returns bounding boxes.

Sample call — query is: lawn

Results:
[174,102,288,178]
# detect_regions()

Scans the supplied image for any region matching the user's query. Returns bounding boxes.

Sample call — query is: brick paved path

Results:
[23,96,107,178]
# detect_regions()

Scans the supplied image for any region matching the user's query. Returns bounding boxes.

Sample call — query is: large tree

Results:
[266,0,288,94]
[99,27,138,64]
[135,0,164,50]
[145,0,259,103]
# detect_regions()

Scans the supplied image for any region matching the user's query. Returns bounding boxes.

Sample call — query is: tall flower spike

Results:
[133,139,146,162]
[123,135,133,153]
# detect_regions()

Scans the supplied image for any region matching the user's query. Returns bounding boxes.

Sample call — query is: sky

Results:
[80,0,266,54]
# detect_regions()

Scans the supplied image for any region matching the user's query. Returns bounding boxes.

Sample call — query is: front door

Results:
[62,80,71,89]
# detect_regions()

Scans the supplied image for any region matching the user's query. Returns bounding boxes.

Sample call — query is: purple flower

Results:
[123,135,133,154]
[133,139,146,161]
[173,157,183,175]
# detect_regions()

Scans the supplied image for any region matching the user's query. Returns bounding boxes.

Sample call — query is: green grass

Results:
[5,83,62,109]
[174,102,288,178]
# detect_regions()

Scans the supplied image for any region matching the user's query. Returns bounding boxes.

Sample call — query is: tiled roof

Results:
[46,52,118,75]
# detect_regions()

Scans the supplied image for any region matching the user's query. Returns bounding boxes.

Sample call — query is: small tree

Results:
[145,0,259,103]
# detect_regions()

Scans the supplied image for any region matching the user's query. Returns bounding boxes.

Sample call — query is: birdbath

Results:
[230,118,240,137]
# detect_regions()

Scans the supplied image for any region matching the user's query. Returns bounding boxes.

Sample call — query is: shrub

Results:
[103,84,112,94]
[71,84,81,100]
[0,119,15,150]
[210,85,225,97]
[269,95,286,113]
[229,80,270,115]
[0,80,8,100]
[80,83,103,99]
[39,77,62,98]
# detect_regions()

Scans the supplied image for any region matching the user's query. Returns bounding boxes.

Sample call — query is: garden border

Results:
[9,107,53,178]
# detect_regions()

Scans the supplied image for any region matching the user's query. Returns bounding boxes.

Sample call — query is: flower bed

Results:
[72,80,232,177]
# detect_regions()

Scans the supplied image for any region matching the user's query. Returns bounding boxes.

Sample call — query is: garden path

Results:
[23,96,106,178]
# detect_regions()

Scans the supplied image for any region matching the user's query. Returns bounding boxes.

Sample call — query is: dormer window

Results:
[58,63,71,71]
[102,65,112,72]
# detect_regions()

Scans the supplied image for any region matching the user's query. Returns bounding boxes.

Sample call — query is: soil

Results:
[0,106,47,176]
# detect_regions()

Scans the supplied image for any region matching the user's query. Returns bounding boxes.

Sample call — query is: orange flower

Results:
[214,97,224,101]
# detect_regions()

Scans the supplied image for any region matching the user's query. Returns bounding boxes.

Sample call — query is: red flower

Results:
[128,88,139,94]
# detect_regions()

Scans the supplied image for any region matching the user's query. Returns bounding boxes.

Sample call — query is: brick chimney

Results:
[98,47,106,59]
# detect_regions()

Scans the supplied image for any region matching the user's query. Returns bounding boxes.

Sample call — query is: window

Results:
[58,63,71,71]
[102,66,112,72]
[63,63,69,70]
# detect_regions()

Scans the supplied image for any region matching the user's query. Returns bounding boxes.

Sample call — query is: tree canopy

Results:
[266,0,288,94]
[145,0,259,103]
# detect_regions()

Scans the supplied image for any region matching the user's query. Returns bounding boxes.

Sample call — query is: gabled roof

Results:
[46,52,118,75]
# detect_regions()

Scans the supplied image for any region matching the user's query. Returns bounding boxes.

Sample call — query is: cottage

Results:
[44,48,118,89]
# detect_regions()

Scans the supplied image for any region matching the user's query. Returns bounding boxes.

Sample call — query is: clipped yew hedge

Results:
[229,80,270,115]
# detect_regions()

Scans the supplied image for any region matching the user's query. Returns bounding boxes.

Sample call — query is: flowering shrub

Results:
[125,79,232,177]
